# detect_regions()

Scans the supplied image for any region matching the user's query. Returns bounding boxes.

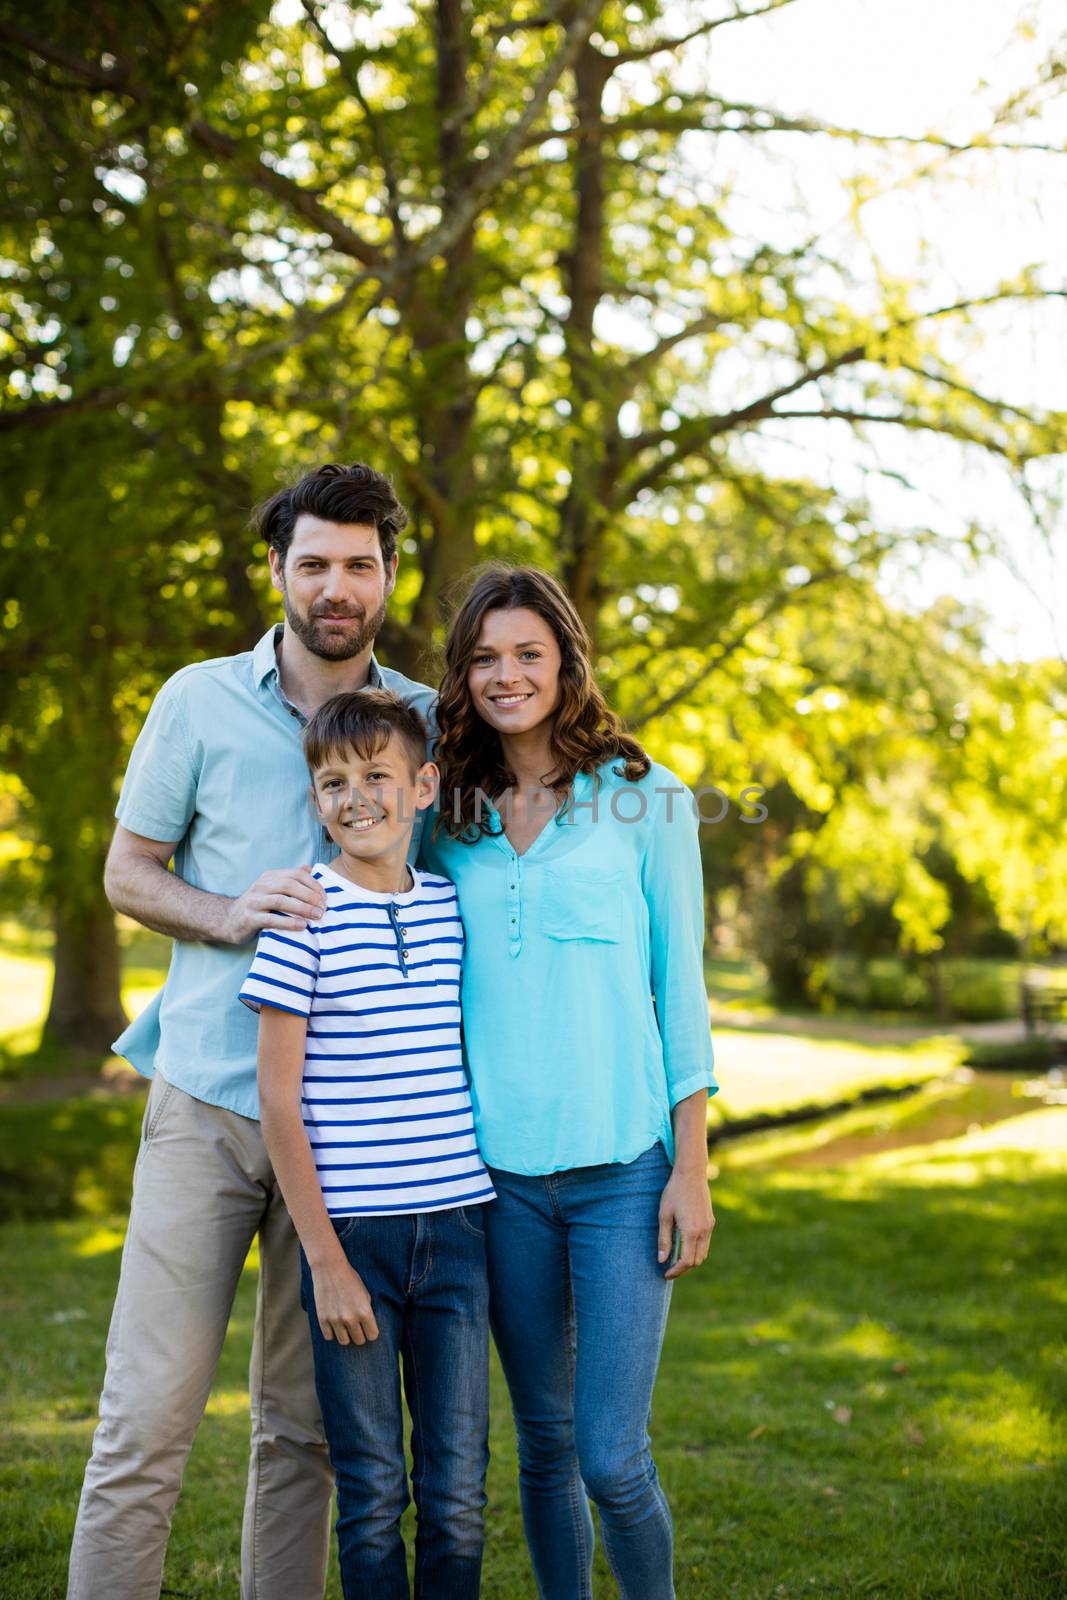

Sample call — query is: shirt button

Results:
[401,948,410,959]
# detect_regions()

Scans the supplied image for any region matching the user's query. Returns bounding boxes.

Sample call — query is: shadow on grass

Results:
[0,1096,146,1222]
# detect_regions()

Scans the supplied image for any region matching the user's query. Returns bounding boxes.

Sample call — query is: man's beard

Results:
[281,585,388,661]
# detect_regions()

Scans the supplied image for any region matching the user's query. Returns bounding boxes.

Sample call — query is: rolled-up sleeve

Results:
[640,783,718,1107]
[115,674,198,842]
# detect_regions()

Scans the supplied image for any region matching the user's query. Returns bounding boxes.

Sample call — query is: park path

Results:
[709,1004,1040,1046]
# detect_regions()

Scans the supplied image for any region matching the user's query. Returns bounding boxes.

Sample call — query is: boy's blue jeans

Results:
[485,1142,676,1600]
[300,1205,490,1600]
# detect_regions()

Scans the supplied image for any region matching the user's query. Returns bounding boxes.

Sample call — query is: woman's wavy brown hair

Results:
[434,564,650,841]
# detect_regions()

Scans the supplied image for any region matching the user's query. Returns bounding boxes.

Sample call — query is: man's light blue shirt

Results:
[420,759,718,1174]
[112,624,437,1119]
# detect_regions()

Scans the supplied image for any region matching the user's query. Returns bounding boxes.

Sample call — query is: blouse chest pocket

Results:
[540,867,621,943]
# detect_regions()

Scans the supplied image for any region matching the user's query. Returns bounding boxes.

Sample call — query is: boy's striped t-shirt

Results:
[239,862,495,1217]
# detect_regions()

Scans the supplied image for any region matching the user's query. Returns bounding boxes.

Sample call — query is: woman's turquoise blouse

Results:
[421,759,718,1175]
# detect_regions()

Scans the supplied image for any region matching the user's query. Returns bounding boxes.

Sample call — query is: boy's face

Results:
[311,732,437,866]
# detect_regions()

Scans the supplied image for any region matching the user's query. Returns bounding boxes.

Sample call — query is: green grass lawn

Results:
[2,934,1064,1595]
[1,1089,1064,1599]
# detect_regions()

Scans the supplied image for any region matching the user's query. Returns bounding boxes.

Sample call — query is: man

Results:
[68,463,436,1600]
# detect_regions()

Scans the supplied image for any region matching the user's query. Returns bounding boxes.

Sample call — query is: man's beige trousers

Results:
[67,1071,334,1600]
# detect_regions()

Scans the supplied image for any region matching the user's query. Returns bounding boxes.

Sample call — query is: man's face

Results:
[270,515,398,661]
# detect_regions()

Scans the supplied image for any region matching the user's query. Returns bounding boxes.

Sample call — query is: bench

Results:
[1021,980,1067,1036]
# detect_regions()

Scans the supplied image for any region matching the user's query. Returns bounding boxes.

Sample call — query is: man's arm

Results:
[105,825,327,946]
[257,1007,379,1346]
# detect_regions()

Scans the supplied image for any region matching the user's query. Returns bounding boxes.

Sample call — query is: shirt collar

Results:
[252,623,385,691]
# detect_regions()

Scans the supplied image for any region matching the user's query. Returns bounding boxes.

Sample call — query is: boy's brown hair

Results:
[303,689,429,779]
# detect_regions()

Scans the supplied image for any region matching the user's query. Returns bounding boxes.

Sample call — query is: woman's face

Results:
[467,606,563,739]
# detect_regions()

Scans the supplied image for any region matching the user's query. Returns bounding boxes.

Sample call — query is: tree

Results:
[0,0,1064,1046]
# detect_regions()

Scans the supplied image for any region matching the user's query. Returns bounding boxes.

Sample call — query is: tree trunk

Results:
[34,650,131,1059]
[44,882,128,1053]
[559,43,615,641]
[406,0,479,643]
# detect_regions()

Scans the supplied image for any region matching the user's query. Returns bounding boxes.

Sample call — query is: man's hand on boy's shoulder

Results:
[311,1258,380,1347]
[224,865,328,944]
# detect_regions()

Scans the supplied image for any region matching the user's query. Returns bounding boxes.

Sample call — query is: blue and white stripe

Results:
[239,863,495,1217]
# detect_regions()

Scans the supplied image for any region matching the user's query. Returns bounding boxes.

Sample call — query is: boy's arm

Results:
[257,1007,379,1346]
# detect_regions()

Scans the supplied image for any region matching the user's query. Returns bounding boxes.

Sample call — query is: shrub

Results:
[940,959,1017,1021]
[808,956,1019,1020]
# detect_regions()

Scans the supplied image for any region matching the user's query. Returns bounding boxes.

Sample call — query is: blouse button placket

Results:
[506,848,522,957]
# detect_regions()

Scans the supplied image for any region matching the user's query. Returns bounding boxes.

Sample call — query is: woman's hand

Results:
[657,1166,715,1280]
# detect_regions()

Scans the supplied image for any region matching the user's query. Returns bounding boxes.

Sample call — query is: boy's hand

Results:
[312,1260,380,1346]
[224,866,327,944]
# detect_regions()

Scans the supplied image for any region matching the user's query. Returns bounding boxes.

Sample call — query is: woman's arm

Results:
[257,1007,379,1345]
[640,778,719,1276]
[657,1088,715,1279]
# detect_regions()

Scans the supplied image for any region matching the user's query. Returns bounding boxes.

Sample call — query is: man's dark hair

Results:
[303,689,428,779]
[253,463,409,568]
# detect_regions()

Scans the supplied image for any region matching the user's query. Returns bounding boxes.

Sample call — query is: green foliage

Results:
[808,956,1020,1021]
[964,1036,1067,1072]
[811,956,931,1016]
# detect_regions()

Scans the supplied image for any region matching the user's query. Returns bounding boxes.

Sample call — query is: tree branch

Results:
[489,13,559,36]
[0,382,277,434]
[402,0,602,271]
[619,311,729,394]
[897,362,1062,428]
[300,0,407,245]
[535,92,1066,155]
[0,21,130,88]
[628,572,841,729]
[616,286,1067,501]
[620,343,867,480]
[185,119,384,268]
[765,407,1025,461]
[613,0,802,64]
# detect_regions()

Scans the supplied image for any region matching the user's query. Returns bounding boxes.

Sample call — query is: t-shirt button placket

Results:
[388,903,411,977]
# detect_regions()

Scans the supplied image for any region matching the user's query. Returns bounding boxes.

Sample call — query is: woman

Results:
[423,565,717,1600]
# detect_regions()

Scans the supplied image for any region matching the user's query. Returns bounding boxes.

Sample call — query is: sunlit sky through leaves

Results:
[274,0,1065,660]
[695,0,1066,663]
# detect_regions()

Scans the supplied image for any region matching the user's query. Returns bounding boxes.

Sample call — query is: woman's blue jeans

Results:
[485,1142,676,1600]
[300,1206,490,1600]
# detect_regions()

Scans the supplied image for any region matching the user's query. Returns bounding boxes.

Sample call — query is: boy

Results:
[239,688,494,1600]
